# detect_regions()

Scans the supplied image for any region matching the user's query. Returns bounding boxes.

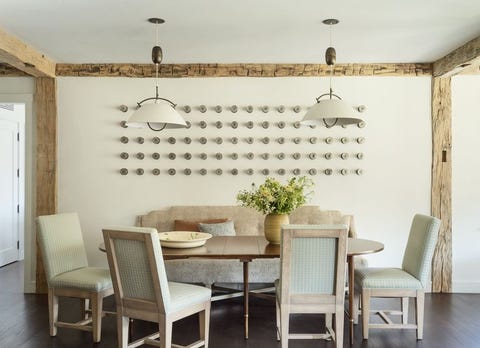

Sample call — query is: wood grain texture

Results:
[56,63,432,77]
[0,62,29,76]
[35,77,58,294]
[431,77,452,293]
[457,61,480,75]
[433,36,480,77]
[0,26,56,77]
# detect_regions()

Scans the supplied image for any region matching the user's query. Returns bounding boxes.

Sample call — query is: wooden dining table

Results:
[99,235,383,342]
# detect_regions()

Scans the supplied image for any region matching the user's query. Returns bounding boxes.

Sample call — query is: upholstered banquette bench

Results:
[136,206,359,286]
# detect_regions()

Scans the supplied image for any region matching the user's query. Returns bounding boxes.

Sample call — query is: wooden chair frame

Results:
[354,214,440,340]
[37,213,114,343]
[276,225,348,348]
[47,286,114,342]
[103,228,210,348]
[358,288,424,339]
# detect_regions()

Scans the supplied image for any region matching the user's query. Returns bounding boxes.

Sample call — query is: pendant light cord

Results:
[150,19,165,131]
[325,22,337,128]
[155,21,160,99]
[329,23,333,98]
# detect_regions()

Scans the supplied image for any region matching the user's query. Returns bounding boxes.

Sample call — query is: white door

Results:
[0,105,22,266]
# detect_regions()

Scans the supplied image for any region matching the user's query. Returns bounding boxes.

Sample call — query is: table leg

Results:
[243,260,249,339]
[348,255,354,344]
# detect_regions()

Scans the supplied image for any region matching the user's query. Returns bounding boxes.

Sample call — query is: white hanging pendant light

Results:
[127,18,187,131]
[301,19,363,128]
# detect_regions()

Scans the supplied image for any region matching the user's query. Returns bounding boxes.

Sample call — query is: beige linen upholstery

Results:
[137,206,362,286]
[103,226,211,348]
[354,214,441,340]
[275,224,348,348]
[36,213,113,343]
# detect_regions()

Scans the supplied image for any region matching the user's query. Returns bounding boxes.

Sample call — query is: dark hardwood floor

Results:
[1,261,479,348]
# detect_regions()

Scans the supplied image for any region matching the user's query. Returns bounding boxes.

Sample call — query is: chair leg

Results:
[117,314,129,348]
[199,302,211,348]
[325,313,332,333]
[159,316,172,348]
[275,299,280,341]
[335,308,344,348]
[401,297,409,325]
[91,292,103,343]
[280,309,289,348]
[416,291,425,340]
[48,288,58,337]
[353,290,360,324]
[80,298,90,320]
[361,289,370,340]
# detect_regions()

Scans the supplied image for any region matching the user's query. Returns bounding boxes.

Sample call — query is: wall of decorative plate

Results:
[117,104,366,176]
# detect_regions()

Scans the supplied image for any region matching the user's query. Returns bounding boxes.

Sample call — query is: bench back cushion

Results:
[137,206,356,238]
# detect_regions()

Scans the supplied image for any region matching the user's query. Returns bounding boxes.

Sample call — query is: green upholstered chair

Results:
[102,226,211,348]
[36,212,114,343]
[354,214,440,340]
[275,224,348,348]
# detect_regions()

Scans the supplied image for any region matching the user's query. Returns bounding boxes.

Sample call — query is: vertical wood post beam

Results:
[431,77,452,293]
[35,77,57,293]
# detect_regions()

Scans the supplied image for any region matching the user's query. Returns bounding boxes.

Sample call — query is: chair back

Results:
[279,224,348,306]
[102,227,171,314]
[402,214,441,287]
[36,213,88,282]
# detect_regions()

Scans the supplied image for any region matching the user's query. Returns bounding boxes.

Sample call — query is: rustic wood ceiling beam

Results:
[457,62,480,75]
[0,62,30,76]
[56,63,432,77]
[0,26,56,77]
[433,36,480,77]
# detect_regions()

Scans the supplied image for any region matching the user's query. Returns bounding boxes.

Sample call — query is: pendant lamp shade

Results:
[127,18,187,132]
[302,99,362,127]
[301,19,364,128]
[127,101,187,130]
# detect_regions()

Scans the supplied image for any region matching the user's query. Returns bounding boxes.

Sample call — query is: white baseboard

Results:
[452,281,480,293]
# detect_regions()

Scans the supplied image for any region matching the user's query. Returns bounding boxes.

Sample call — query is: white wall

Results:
[452,75,480,293]
[57,76,432,269]
[2,74,477,293]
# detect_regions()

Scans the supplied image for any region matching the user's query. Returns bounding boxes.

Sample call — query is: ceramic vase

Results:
[264,213,289,244]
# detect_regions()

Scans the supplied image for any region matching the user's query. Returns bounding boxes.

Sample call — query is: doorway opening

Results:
[0,103,25,267]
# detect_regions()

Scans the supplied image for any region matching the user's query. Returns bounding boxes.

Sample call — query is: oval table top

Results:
[99,235,383,259]
[347,238,384,256]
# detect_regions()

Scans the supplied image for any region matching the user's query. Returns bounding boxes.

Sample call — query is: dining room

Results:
[0,1,480,347]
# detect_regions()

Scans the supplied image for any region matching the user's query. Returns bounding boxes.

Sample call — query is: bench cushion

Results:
[138,206,359,285]
[174,218,229,232]
[199,220,236,236]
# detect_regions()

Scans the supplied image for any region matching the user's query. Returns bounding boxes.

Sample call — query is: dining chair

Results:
[354,213,440,340]
[275,224,348,348]
[36,212,114,343]
[102,226,211,348]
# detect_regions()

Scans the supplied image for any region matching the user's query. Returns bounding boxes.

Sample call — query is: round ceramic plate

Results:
[158,231,212,249]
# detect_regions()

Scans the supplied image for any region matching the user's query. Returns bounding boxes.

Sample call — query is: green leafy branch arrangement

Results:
[236,176,314,215]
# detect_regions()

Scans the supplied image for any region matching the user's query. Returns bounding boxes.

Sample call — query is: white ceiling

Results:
[1,0,479,64]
